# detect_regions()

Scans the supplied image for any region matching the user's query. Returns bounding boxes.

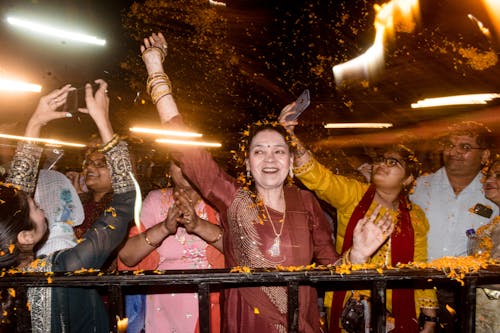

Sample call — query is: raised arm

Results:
[7,85,74,194]
[278,103,312,168]
[141,32,180,125]
[53,81,136,271]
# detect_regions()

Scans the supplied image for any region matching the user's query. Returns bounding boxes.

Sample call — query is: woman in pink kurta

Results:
[118,164,223,333]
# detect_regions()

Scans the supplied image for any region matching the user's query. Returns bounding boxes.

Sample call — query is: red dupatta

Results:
[329,185,417,333]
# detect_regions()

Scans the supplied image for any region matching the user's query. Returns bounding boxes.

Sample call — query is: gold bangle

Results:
[292,157,315,176]
[147,78,171,95]
[151,85,172,104]
[143,230,162,248]
[97,133,120,153]
[141,46,165,63]
[207,226,223,245]
[147,72,169,83]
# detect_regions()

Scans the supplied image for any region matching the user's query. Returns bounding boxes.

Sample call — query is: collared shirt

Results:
[411,167,498,260]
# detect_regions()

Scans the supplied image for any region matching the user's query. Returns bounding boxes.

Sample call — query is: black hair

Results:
[443,121,493,149]
[232,120,293,191]
[0,184,34,269]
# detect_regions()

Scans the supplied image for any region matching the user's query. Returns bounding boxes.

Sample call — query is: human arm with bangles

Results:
[140,32,179,124]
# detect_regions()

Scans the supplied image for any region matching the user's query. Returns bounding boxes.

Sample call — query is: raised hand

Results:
[141,32,168,74]
[278,102,299,134]
[350,204,395,264]
[25,84,73,137]
[78,79,112,143]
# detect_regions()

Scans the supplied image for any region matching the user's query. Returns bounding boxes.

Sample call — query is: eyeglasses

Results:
[372,156,402,167]
[83,158,107,169]
[440,142,483,153]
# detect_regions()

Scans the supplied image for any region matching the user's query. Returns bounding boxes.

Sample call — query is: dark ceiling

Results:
[0,0,499,156]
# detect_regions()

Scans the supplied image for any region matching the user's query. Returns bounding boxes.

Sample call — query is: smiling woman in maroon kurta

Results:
[139,31,395,333]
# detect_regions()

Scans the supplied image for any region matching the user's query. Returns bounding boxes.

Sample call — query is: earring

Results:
[247,170,251,179]
[289,166,294,179]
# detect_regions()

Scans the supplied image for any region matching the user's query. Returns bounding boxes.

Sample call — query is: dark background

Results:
[0,0,499,161]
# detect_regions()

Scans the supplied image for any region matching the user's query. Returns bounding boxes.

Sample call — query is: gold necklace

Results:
[261,194,286,257]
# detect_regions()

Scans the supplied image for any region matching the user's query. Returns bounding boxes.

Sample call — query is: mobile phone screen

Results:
[63,84,99,114]
[286,89,310,121]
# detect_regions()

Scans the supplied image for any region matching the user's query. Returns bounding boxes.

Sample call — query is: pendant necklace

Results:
[262,194,286,257]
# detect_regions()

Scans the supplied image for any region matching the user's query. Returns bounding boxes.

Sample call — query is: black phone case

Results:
[473,203,493,218]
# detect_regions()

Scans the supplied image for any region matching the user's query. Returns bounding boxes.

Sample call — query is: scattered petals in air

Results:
[254,307,260,314]
[446,304,456,315]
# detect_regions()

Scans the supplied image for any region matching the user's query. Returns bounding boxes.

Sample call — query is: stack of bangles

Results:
[147,72,172,104]
[97,133,120,153]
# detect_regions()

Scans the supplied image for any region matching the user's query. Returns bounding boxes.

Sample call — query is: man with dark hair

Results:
[411,121,498,332]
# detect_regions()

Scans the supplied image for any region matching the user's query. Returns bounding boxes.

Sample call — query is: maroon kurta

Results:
[170,120,338,332]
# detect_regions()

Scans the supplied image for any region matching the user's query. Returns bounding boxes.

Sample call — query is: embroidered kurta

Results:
[5,141,135,333]
[294,157,438,330]
[171,138,339,333]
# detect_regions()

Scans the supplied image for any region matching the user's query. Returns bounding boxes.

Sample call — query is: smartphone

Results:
[63,83,99,114]
[472,203,493,218]
[285,89,310,121]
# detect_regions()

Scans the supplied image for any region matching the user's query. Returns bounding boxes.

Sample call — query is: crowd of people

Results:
[0,31,498,333]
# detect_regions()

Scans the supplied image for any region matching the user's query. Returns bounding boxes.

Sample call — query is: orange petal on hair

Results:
[8,288,15,298]
[8,244,15,254]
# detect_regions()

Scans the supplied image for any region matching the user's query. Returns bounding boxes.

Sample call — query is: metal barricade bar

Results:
[1,266,499,332]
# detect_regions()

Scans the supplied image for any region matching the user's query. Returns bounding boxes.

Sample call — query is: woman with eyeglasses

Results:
[279,106,438,333]
[71,148,113,239]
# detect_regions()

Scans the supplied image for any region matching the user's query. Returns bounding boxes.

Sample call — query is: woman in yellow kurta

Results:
[279,106,438,333]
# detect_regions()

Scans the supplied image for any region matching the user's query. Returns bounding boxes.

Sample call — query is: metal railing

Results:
[2,266,500,332]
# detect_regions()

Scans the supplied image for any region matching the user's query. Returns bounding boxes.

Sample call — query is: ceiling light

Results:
[0,134,86,147]
[0,78,41,92]
[130,127,202,138]
[324,123,393,129]
[411,93,500,108]
[7,16,106,46]
[156,138,221,147]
